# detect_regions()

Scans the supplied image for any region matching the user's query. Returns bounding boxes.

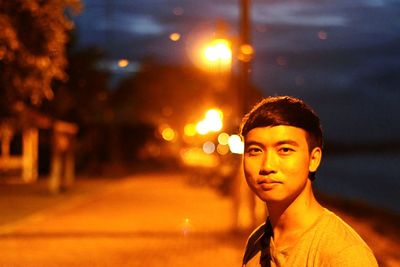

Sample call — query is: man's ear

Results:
[309,147,322,173]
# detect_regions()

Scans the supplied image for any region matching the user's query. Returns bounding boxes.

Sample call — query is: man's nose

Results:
[259,151,276,175]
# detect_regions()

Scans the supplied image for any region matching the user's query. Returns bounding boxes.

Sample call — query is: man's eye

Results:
[246,147,262,155]
[279,147,294,154]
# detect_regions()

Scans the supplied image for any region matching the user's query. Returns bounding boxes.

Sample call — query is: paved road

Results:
[0,173,247,267]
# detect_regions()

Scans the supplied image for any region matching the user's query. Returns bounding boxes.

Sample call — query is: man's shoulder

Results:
[312,209,378,265]
[319,209,372,246]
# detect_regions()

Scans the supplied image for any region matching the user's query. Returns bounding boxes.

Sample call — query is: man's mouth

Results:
[257,179,281,190]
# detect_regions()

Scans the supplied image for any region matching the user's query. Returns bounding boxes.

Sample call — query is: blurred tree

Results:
[43,45,111,125]
[0,0,81,116]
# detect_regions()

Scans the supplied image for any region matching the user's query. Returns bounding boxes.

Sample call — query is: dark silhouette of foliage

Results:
[0,0,81,115]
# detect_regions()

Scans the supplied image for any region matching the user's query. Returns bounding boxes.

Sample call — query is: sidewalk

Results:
[0,172,247,267]
[1,172,399,266]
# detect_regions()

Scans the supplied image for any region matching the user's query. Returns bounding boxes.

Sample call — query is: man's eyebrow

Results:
[244,140,264,147]
[245,140,300,147]
[275,140,299,146]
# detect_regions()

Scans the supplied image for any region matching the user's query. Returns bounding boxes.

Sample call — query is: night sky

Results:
[72,0,400,144]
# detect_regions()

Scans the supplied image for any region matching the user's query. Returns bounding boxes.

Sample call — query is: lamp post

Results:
[238,0,253,116]
[233,0,264,231]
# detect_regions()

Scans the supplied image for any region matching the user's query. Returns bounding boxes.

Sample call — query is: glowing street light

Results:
[204,39,232,62]
[202,39,232,72]
[195,108,224,135]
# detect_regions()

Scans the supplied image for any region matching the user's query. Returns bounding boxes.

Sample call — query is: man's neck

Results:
[267,183,324,249]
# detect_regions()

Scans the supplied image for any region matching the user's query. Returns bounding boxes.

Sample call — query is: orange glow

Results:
[160,126,176,141]
[118,59,129,68]
[181,217,191,236]
[180,148,219,168]
[169,32,181,41]
[241,44,254,55]
[184,123,197,136]
[217,144,230,155]
[238,43,254,62]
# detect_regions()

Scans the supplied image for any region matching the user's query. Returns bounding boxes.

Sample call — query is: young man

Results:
[240,96,378,267]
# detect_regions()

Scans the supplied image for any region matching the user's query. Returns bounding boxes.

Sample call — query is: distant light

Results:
[170,32,181,42]
[203,141,216,154]
[238,43,254,62]
[184,123,197,137]
[228,135,244,154]
[217,144,230,155]
[204,39,232,62]
[182,217,191,236]
[318,31,328,40]
[276,56,287,66]
[205,109,223,120]
[217,132,229,145]
[205,109,223,132]
[118,59,129,68]
[161,127,176,141]
[196,108,224,135]
[196,121,209,135]
[173,7,184,16]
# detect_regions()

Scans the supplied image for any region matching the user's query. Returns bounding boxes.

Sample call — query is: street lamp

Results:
[202,38,232,73]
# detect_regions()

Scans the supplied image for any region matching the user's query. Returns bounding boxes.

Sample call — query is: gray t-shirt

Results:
[243,208,378,267]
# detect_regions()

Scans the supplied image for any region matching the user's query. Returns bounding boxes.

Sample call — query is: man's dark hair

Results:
[240,96,323,180]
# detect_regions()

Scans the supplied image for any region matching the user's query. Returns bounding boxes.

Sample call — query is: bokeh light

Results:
[169,32,181,41]
[159,124,176,141]
[216,144,230,155]
[172,6,184,16]
[217,132,229,145]
[238,44,254,62]
[228,134,244,154]
[318,30,328,40]
[202,141,216,154]
[195,108,223,135]
[204,39,232,62]
[196,120,209,135]
[118,59,129,68]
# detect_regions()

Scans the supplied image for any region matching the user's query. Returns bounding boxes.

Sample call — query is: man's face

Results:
[243,125,321,204]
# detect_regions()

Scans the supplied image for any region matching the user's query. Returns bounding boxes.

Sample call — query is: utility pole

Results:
[233,0,265,231]
[238,0,252,116]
